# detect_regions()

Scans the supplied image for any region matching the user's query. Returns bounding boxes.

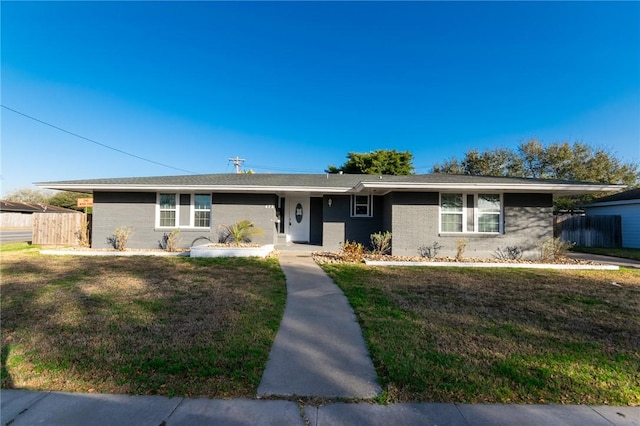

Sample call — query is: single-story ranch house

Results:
[37,173,622,258]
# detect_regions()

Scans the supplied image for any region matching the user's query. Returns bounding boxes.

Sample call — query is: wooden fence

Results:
[0,213,33,228]
[554,215,622,248]
[32,213,90,246]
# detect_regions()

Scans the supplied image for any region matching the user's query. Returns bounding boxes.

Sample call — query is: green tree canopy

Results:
[48,191,92,211]
[432,139,639,210]
[327,149,415,175]
[2,188,51,204]
[3,188,91,212]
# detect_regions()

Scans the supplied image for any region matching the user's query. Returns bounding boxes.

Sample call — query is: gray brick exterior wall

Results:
[388,192,553,259]
[92,192,278,249]
[93,190,552,257]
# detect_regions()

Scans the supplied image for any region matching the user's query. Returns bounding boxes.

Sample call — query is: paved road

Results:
[0,229,32,243]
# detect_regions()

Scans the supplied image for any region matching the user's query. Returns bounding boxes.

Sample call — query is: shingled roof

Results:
[35,173,624,196]
[0,201,79,214]
[583,187,640,205]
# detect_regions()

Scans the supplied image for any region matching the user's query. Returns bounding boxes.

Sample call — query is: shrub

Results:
[494,246,523,260]
[339,240,365,263]
[370,231,392,255]
[455,238,467,261]
[77,219,90,248]
[160,229,181,252]
[418,241,442,259]
[107,226,134,251]
[540,237,574,261]
[219,220,264,245]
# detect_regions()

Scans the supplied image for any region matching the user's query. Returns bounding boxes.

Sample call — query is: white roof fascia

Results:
[35,183,353,194]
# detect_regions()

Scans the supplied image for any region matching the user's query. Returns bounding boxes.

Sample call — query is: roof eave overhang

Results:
[583,199,639,208]
[355,182,626,196]
[35,183,353,194]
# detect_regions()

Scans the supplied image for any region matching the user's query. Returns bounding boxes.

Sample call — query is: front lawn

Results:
[1,250,286,398]
[321,264,640,405]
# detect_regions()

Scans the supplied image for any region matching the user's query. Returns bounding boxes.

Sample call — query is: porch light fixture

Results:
[328,198,333,207]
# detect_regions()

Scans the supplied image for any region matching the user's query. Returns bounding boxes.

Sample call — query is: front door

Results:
[287,197,310,243]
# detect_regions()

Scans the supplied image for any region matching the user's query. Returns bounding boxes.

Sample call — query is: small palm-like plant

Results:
[219,220,264,245]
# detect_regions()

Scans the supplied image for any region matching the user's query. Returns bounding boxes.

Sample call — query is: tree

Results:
[432,139,639,210]
[2,188,92,212]
[2,188,51,204]
[48,191,92,211]
[327,149,415,175]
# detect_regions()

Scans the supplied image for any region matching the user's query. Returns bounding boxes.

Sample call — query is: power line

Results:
[1,105,199,174]
[245,163,321,173]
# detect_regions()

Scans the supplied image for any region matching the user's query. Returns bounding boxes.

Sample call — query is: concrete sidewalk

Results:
[566,252,640,269]
[257,252,380,398]
[2,389,638,426]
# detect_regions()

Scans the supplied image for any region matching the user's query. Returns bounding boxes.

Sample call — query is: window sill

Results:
[155,227,211,232]
[439,232,503,237]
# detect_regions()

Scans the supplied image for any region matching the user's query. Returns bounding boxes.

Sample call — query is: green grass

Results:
[321,264,640,405]
[571,246,640,262]
[1,252,286,398]
[0,242,39,253]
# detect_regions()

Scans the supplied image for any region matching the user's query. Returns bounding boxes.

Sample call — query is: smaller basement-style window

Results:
[351,194,373,217]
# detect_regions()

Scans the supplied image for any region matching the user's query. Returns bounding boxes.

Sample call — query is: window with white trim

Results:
[440,193,502,233]
[193,194,211,228]
[477,194,501,233]
[157,193,212,228]
[159,193,177,227]
[351,194,373,217]
[440,193,463,232]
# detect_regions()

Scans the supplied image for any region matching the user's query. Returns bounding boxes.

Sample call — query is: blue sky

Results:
[2,1,639,195]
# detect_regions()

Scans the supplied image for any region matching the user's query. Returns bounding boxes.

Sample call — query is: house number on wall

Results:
[295,203,303,223]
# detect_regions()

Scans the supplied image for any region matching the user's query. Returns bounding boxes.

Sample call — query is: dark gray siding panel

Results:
[310,197,323,245]
[382,194,392,233]
[92,192,278,249]
[322,195,384,250]
[179,194,190,227]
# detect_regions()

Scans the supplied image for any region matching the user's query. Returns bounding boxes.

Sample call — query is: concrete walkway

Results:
[566,252,640,269]
[257,251,380,398]
[2,389,639,426]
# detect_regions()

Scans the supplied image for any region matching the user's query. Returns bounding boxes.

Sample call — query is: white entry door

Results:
[287,197,310,243]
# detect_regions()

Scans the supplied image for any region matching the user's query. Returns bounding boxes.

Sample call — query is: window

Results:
[193,194,211,228]
[477,194,500,233]
[440,193,463,232]
[440,193,502,233]
[159,193,176,227]
[351,194,373,217]
[157,193,212,228]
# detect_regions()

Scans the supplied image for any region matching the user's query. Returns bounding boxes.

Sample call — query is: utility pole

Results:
[228,157,246,174]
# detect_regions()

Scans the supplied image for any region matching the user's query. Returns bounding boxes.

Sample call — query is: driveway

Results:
[0,228,32,243]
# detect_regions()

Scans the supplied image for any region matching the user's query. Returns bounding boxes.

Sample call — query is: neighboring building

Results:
[583,188,640,249]
[0,200,79,228]
[37,174,622,258]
